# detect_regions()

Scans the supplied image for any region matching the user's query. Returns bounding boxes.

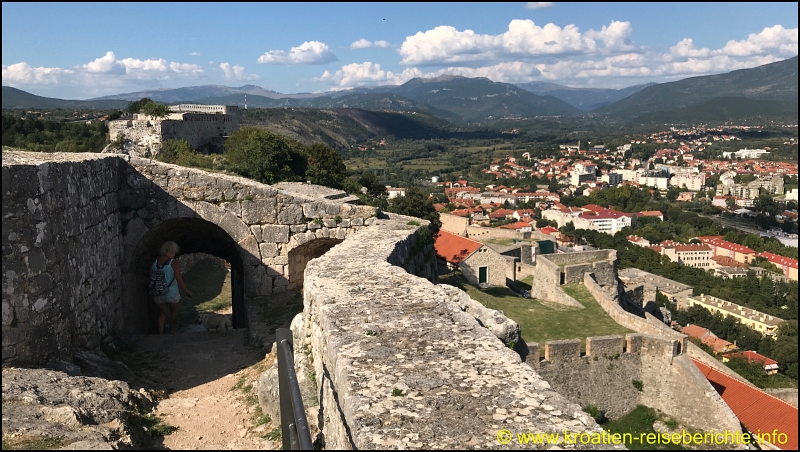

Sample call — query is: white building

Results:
[583,211,634,235]
[787,188,799,201]
[638,175,670,190]
[386,187,406,199]
[722,148,770,159]
[570,162,596,186]
[670,170,706,191]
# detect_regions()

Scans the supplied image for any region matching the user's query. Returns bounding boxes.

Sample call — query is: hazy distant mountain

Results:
[515,81,656,111]
[633,97,798,124]
[595,56,799,119]
[89,84,320,102]
[389,75,582,120]
[2,86,128,109]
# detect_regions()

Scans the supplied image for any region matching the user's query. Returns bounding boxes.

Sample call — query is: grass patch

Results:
[601,405,686,450]
[484,238,519,246]
[129,412,178,439]
[263,427,282,442]
[178,258,232,327]
[440,274,632,356]
[1,432,71,450]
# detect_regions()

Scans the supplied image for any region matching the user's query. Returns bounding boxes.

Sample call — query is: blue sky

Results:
[2,2,797,99]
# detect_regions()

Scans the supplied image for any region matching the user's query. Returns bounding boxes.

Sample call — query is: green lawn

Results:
[439,274,632,356]
[601,405,686,450]
[177,258,232,327]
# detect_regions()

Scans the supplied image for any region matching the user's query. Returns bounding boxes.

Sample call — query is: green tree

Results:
[304,143,347,189]
[358,171,388,199]
[387,186,441,233]
[127,98,153,115]
[225,127,307,184]
[157,139,194,163]
[140,100,171,119]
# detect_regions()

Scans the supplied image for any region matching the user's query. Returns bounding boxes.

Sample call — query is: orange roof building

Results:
[434,231,482,265]
[693,359,798,450]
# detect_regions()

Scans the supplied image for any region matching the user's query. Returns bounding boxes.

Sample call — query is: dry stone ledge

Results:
[300,216,611,450]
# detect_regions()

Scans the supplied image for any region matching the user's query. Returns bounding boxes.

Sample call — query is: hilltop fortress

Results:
[7,150,793,448]
[107,104,241,157]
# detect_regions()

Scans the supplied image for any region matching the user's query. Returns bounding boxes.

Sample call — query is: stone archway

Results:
[286,238,344,290]
[125,217,246,333]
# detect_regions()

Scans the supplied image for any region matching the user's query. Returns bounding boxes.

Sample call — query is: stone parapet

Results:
[300,216,605,449]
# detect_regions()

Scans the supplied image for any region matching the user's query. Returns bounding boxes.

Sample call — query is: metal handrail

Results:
[276,328,313,450]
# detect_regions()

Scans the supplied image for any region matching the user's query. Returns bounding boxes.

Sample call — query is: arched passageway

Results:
[125,217,246,333]
[287,238,343,290]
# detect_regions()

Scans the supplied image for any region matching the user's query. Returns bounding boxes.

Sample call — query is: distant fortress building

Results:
[107,104,241,156]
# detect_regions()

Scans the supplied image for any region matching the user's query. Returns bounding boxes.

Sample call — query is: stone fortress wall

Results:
[525,333,741,435]
[107,104,241,156]
[3,150,609,449]
[3,151,375,364]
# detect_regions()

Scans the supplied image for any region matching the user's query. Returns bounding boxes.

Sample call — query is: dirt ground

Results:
[120,259,304,450]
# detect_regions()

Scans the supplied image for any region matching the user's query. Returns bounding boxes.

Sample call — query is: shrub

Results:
[632,379,644,392]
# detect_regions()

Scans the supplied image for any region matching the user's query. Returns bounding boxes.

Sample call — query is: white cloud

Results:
[219,62,259,80]
[189,52,201,56]
[720,25,797,57]
[319,62,422,88]
[257,41,338,65]
[2,62,73,85]
[350,39,372,50]
[525,2,553,9]
[83,51,125,74]
[399,20,642,65]
[351,39,391,49]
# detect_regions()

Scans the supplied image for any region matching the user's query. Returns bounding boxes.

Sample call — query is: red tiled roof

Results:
[723,351,778,367]
[638,210,664,217]
[433,230,482,265]
[692,359,798,450]
[500,221,531,230]
[698,236,756,255]
[758,252,798,270]
[539,226,559,235]
[712,255,748,268]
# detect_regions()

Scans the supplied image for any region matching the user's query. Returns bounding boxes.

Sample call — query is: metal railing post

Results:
[276,328,313,450]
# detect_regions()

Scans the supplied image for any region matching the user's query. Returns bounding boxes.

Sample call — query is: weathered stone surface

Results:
[277,204,303,225]
[261,225,289,243]
[259,243,279,259]
[240,199,277,224]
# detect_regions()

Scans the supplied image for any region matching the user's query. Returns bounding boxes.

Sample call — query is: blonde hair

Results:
[159,241,180,256]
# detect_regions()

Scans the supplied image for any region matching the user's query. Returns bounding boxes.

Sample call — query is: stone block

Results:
[277,204,303,225]
[323,219,337,228]
[626,334,644,353]
[259,243,279,259]
[525,342,540,368]
[261,225,289,243]
[351,217,364,226]
[194,201,226,225]
[218,213,251,242]
[544,339,581,361]
[586,335,623,358]
[221,201,242,218]
[302,202,327,219]
[250,225,262,242]
[290,224,307,233]
[241,199,277,224]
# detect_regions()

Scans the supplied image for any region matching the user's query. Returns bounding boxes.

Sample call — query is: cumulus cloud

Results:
[2,62,73,85]
[398,20,642,65]
[319,62,422,88]
[525,2,553,9]
[671,26,797,60]
[257,41,338,65]
[83,51,125,74]
[220,62,259,80]
[351,39,391,49]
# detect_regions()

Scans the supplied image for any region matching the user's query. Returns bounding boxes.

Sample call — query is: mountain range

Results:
[3,56,797,123]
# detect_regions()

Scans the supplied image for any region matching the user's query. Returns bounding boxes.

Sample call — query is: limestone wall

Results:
[439,213,468,236]
[299,217,604,449]
[465,225,530,241]
[529,333,741,435]
[2,151,377,362]
[2,154,124,363]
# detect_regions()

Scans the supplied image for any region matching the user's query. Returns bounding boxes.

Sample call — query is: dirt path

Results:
[118,259,304,450]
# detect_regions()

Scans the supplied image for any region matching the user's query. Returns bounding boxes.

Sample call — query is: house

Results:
[685,294,784,337]
[697,236,757,264]
[722,351,779,375]
[386,187,406,199]
[627,235,651,247]
[653,241,713,269]
[433,231,509,286]
[500,221,532,233]
[637,210,664,221]
[538,226,559,236]
[757,252,798,281]
[681,324,737,354]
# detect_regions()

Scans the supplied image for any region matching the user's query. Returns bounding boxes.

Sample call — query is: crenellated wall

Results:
[527,333,741,435]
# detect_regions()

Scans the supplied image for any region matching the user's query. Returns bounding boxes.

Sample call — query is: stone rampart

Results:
[465,225,530,241]
[439,213,469,236]
[529,333,742,435]
[298,217,605,449]
[2,151,376,363]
